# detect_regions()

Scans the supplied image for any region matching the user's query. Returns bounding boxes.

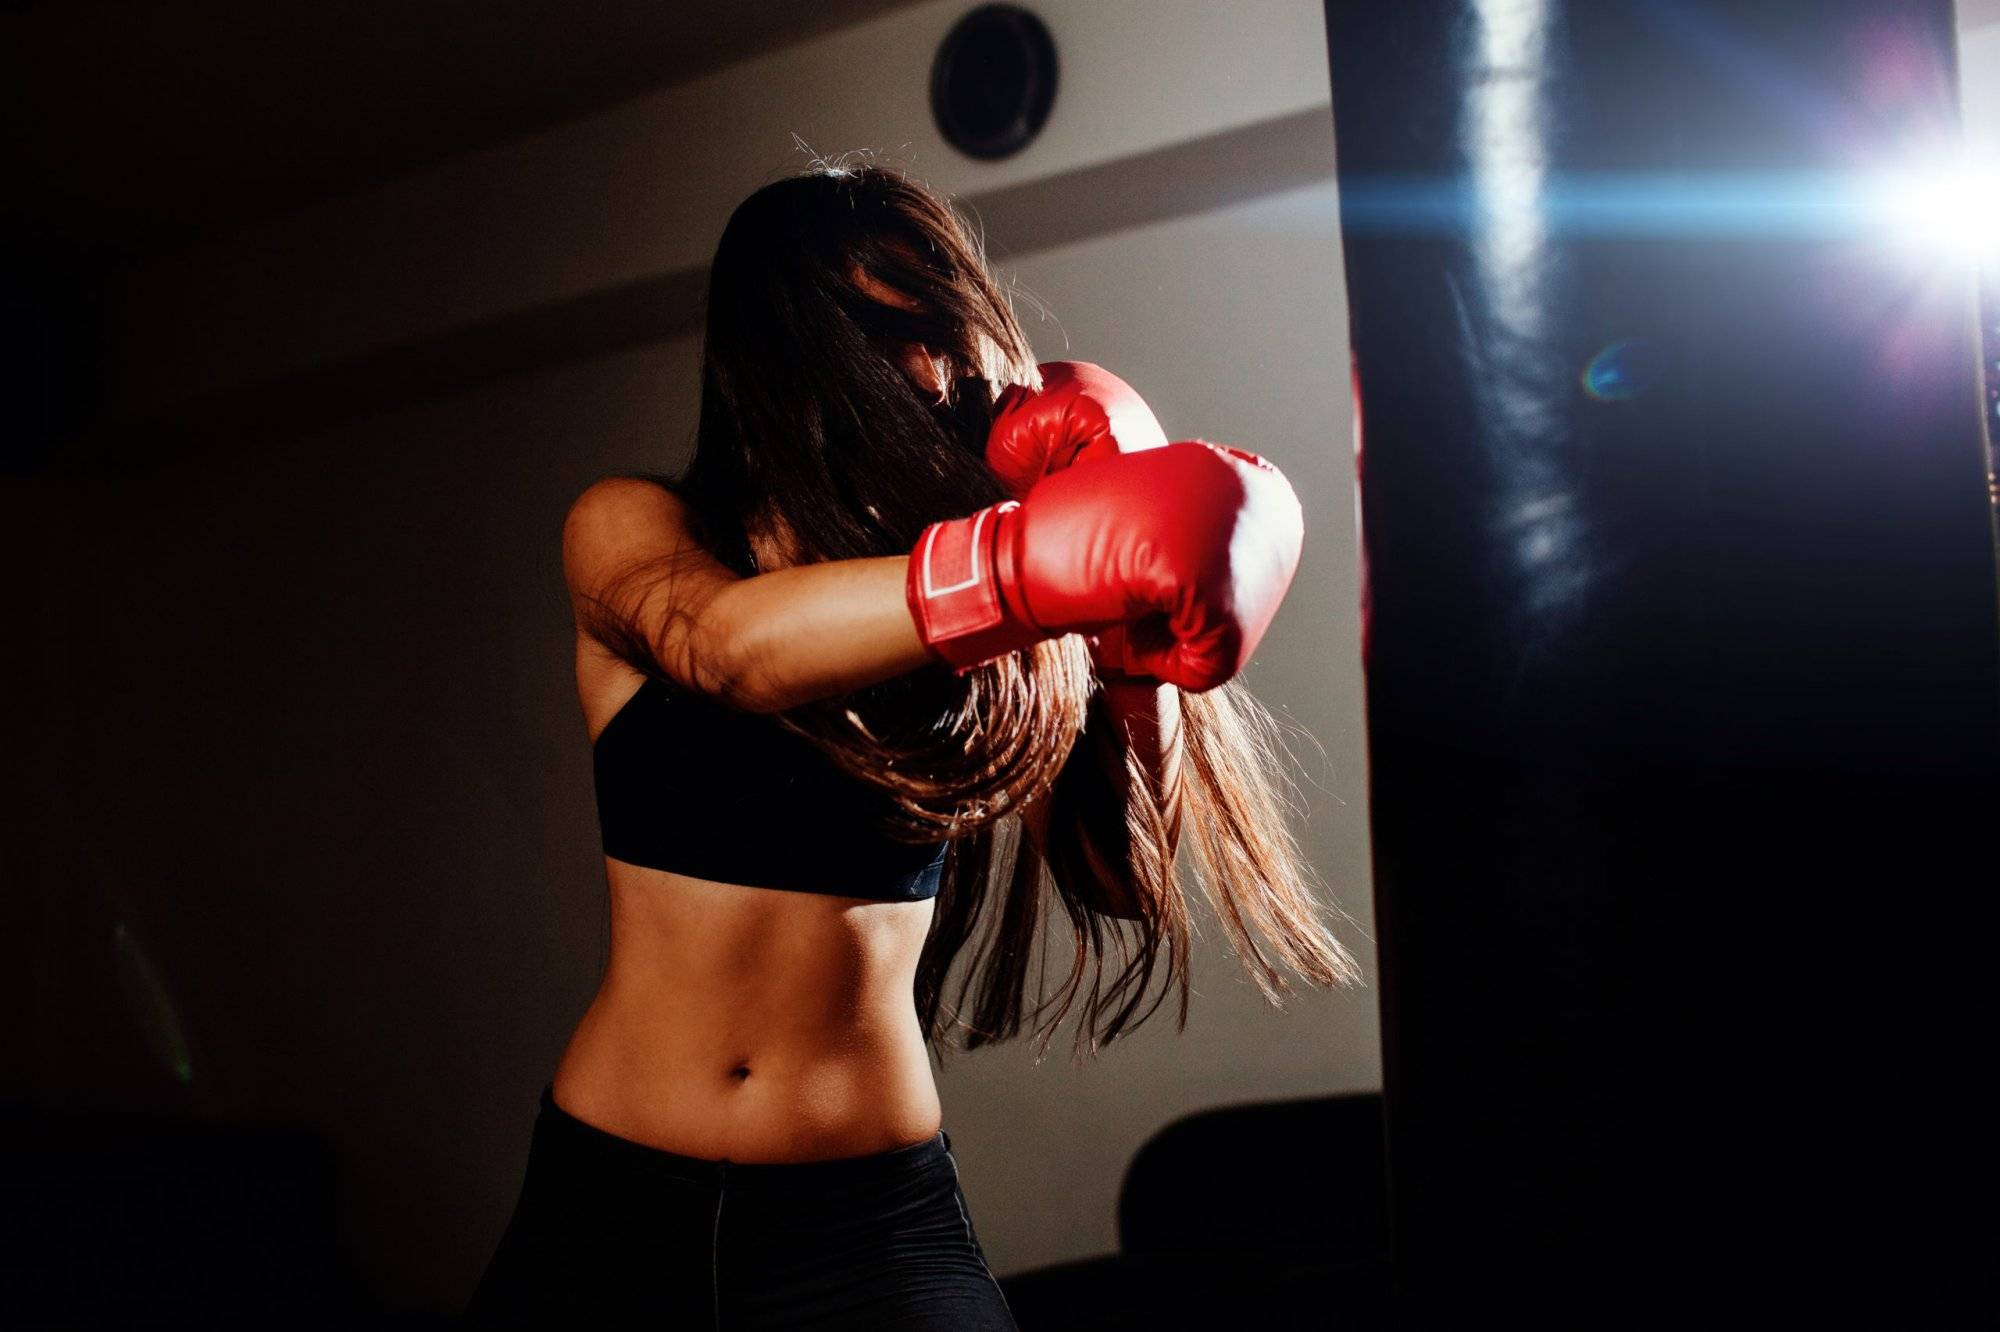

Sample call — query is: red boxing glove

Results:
[1092,443,1300,681]
[985,361,1170,500]
[987,361,1173,679]
[906,441,1305,693]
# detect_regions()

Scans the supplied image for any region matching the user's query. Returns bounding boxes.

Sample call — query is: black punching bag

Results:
[1325,2,1997,1325]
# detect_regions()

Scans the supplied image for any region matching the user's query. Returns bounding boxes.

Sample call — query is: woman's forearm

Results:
[710,554,936,713]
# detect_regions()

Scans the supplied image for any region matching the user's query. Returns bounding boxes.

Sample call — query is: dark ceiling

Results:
[4,0,930,268]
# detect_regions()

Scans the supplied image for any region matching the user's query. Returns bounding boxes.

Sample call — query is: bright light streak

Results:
[1866,157,2000,264]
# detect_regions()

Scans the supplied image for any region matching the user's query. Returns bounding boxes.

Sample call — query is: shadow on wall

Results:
[998,1092,1391,1331]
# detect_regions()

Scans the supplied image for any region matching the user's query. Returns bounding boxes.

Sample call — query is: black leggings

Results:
[464,1084,1019,1329]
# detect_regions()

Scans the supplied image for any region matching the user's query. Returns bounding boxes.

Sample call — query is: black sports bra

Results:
[590,675,948,901]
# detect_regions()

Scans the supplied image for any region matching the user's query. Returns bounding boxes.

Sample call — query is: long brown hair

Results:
[575,153,1361,1064]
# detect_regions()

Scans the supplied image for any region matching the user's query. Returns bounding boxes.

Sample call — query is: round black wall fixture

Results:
[930,5,1058,161]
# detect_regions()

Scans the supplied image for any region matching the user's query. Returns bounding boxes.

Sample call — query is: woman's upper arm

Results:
[562,477,742,697]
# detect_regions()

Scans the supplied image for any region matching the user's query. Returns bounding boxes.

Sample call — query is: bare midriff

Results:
[548,853,944,1165]
[556,520,946,1165]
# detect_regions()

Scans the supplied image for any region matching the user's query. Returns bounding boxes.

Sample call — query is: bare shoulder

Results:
[564,475,695,566]
[561,475,711,606]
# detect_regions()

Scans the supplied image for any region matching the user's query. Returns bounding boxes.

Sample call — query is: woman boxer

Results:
[464,158,1360,1329]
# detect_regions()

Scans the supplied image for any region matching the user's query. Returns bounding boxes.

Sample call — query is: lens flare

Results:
[113,920,195,1085]
[1581,340,1660,402]
[1866,159,2000,264]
